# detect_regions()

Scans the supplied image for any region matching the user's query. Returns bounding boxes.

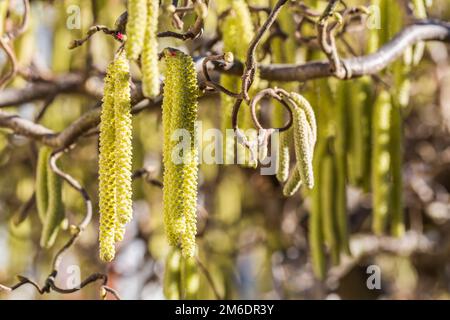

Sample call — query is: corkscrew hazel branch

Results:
[317,0,348,79]
[249,88,293,132]
[0,0,31,88]
[202,53,241,98]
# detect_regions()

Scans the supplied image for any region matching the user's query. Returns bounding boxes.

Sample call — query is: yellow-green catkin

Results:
[98,52,132,262]
[412,0,427,66]
[360,77,375,192]
[164,248,199,300]
[0,0,8,36]
[180,256,200,300]
[371,90,392,235]
[36,147,51,223]
[164,247,182,300]
[142,0,160,98]
[290,93,316,189]
[320,151,340,265]
[52,1,73,73]
[270,3,298,182]
[344,81,364,187]
[125,0,148,60]
[99,58,118,262]
[162,49,199,258]
[113,53,133,226]
[40,155,64,249]
[309,140,326,279]
[283,165,302,197]
[334,81,351,255]
[390,99,405,237]
[272,85,290,180]
[220,0,255,166]
[36,146,65,249]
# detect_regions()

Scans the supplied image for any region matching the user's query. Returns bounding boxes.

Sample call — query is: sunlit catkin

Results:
[320,152,340,265]
[98,52,132,262]
[220,0,255,166]
[113,53,133,226]
[36,147,51,223]
[164,247,182,300]
[142,0,160,98]
[0,0,8,36]
[125,0,148,60]
[40,155,64,249]
[162,49,199,258]
[371,90,392,235]
[282,164,302,197]
[99,59,118,262]
[390,100,405,237]
[290,93,316,189]
[310,140,326,279]
[36,146,64,249]
[181,256,200,300]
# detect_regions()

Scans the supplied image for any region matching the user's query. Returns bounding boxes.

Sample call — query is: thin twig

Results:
[195,257,222,300]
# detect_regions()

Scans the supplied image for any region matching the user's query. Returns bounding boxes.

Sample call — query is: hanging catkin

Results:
[99,60,117,261]
[282,165,302,197]
[334,81,351,255]
[98,52,132,262]
[309,139,326,280]
[162,49,199,259]
[279,92,317,195]
[40,156,64,249]
[36,147,65,249]
[180,256,200,300]
[320,151,340,265]
[164,247,182,300]
[142,0,160,98]
[113,53,133,226]
[125,0,148,60]
[270,0,298,182]
[36,147,51,223]
[390,100,405,237]
[371,90,392,235]
[220,0,255,166]
[290,93,316,190]
[0,0,8,36]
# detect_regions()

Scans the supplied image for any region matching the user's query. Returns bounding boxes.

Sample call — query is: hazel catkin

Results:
[162,49,199,259]
[98,52,133,262]
[289,93,316,190]
[125,0,148,60]
[371,90,392,235]
[36,146,65,249]
[142,0,160,98]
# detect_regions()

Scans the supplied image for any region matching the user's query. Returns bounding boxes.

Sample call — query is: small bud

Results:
[223,52,234,64]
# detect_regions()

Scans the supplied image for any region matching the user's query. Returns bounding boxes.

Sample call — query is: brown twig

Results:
[195,257,222,300]
[201,53,240,98]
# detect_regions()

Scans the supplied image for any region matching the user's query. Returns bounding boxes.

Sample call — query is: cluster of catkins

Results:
[98,52,133,262]
[98,0,163,261]
[279,93,317,196]
[126,0,160,98]
[99,1,202,262]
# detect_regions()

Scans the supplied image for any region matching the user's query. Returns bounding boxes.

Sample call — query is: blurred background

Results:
[0,0,450,300]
